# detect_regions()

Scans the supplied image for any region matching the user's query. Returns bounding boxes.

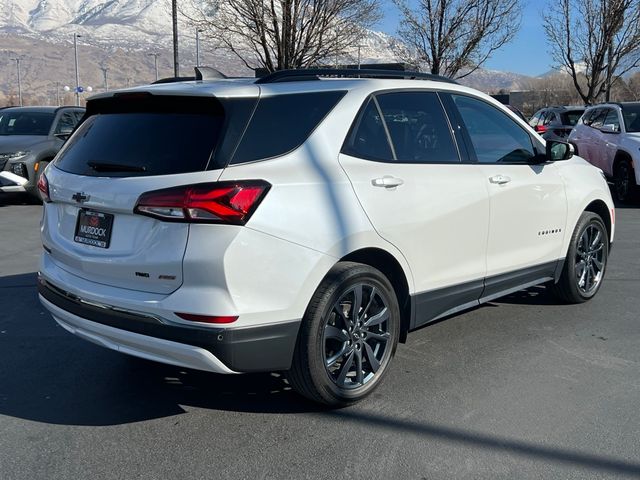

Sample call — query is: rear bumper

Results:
[38,276,301,373]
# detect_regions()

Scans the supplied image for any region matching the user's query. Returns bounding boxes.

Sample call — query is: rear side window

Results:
[376,92,459,163]
[342,98,394,161]
[231,91,346,164]
[54,96,224,177]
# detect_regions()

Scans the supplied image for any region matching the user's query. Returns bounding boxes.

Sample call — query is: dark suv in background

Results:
[529,106,585,141]
[0,106,84,200]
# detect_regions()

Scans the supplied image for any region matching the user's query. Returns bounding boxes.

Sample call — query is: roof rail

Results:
[152,66,227,84]
[254,68,458,85]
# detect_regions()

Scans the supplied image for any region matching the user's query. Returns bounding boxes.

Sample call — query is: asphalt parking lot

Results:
[1,192,639,480]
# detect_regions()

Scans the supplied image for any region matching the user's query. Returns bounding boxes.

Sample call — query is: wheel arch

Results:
[613,150,634,176]
[584,199,613,246]
[340,247,411,343]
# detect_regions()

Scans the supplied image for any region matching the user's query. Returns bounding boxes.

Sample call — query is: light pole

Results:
[56,81,60,106]
[148,53,159,81]
[172,0,179,77]
[196,29,203,67]
[73,33,82,106]
[11,58,22,106]
[99,66,109,91]
[357,46,362,70]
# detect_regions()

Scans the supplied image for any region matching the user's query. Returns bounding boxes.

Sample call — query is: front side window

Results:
[54,112,78,135]
[0,111,55,136]
[589,109,608,128]
[602,109,621,131]
[452,95,535,164]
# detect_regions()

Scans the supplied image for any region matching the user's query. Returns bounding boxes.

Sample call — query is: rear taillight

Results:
[134,181,271,225]
[534,125,547,134]
[37,173,51,203]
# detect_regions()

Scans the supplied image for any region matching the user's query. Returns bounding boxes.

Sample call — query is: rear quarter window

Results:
[230,90,346,164]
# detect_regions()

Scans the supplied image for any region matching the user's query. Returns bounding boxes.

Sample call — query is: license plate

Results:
[74,209,114,249]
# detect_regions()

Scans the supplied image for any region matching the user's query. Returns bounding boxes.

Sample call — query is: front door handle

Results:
[372,176,404,188]
[489,175,512,185]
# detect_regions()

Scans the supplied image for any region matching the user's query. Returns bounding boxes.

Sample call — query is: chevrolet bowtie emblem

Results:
[72,192,89,203]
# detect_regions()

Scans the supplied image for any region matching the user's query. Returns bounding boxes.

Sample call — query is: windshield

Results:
[622,105,640,133]
[0,111,54,136]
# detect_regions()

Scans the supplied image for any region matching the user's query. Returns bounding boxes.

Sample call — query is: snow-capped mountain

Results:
[0,0,532,105]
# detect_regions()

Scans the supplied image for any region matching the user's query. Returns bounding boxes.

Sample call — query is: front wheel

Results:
[551,212,608,303]
[613,159,636,203]
[288,262,400,407]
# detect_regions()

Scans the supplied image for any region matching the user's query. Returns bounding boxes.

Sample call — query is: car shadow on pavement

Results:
[0,272,324,428]
[0,192,40,207]
[492,285,563,306]
[3,273,640,477]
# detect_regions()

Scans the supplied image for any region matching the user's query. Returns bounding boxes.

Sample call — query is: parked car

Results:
[569,102,640,202]
[0,106,84,199]
[37,69,615,406]
[529,106,585,141]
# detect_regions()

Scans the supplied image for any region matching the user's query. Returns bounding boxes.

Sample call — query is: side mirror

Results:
[546,140,573,161]
[600,124,619,134]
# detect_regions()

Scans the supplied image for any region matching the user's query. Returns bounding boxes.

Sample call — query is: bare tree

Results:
[184,0,380,72]
[544,0,640,104]
[392,0,521,79]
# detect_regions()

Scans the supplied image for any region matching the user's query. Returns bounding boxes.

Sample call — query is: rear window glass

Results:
[231,91,346,164]
[54,96,224,177]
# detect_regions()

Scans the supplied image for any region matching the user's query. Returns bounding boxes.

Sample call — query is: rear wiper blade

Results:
[87,161,146,172]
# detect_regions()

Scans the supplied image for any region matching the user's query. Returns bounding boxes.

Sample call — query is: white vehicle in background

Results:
[37,68,614,406]
[569,102,640,202]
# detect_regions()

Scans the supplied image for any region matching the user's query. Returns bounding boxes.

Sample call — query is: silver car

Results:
[0,106,84,200]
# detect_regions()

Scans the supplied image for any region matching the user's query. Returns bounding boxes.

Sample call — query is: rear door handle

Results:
[372,176,404,188]
[489,175,511,185]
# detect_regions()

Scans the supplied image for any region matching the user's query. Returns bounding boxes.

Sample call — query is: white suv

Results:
[569,102,640,202]
[37,69,615,406]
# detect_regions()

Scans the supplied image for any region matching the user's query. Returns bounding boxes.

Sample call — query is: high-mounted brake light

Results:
[37,173,51,203]
[175,312,238,324]
[134,181,271,225]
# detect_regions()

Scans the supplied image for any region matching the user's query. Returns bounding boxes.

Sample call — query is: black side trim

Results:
[412,279,484,329]
[480,260,557,302]
[410,260,559,330]
[38,279,300,372]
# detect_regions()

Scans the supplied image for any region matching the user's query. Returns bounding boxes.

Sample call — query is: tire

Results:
[288,262,400,407]
[551,212,608,303]
[613,159,636,203]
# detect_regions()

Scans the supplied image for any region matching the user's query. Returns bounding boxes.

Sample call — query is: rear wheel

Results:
[613,159,636,203]
[551,212,608,303]
[288,262,400,407]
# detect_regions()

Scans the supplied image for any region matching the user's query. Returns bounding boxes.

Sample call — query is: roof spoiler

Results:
[151,67,228,84]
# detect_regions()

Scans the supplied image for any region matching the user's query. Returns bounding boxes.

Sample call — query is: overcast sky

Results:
[377,0,553,77]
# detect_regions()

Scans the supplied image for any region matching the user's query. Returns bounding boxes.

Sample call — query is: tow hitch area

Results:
[0,171,28,193]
